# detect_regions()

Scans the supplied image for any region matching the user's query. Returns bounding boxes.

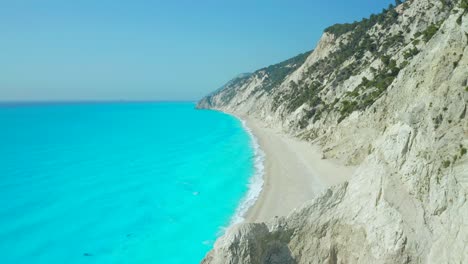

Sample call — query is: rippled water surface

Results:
[0,102,255,263]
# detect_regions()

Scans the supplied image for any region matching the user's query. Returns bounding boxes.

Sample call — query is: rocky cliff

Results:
[197,0,468,263]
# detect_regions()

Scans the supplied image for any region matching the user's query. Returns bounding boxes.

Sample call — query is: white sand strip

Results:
[242,117,355,223]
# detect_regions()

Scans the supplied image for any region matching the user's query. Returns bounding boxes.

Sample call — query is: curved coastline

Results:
[218,110,355,225]
[226,114,266,225]
[199,107,357,227]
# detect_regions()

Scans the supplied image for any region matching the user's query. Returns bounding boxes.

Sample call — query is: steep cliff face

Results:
[198,0,468,263]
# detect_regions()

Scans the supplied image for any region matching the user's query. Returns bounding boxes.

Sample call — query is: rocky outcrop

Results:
[198,0,468,263]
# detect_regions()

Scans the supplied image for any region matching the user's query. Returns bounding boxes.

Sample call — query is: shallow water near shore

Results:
[0,102,257,263]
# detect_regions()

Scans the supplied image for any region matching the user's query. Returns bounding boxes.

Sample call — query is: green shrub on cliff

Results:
[460,0,468,9]
[260,51,311,92]
[442,160,451,168]
[403,47,419,59]
[422,23,442,42]
[324,3,399,38]
[460,146,467,156]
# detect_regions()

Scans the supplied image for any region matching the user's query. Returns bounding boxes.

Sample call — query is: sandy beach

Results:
[243,116,355,223]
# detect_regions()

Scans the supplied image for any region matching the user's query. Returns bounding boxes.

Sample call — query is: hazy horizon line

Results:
[0,99,199,105]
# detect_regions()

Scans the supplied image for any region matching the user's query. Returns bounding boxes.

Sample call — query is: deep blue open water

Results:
[0,102,257,263]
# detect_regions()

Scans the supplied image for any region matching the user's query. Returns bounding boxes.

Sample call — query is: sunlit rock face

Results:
[198,0,468,263]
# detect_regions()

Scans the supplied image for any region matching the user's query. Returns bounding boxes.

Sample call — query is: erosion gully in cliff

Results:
[198,0,468,263]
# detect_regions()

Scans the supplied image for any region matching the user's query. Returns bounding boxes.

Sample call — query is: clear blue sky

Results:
[0,0,394,101]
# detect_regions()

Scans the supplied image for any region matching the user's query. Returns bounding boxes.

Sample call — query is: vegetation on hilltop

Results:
[281,0,452,125]
[206,51,311,107]
[201,0,455,128]
[257,51,312,92]
[324,1,403,38]
[275,2,407,121]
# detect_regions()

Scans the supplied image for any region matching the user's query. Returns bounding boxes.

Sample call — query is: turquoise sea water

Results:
[0,102,257,263]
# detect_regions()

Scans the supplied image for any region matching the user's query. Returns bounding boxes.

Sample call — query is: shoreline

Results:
[231,114,355,223]
[229,117,266,224]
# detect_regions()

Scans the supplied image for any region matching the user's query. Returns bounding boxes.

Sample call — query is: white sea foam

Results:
[229,117,265,225]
